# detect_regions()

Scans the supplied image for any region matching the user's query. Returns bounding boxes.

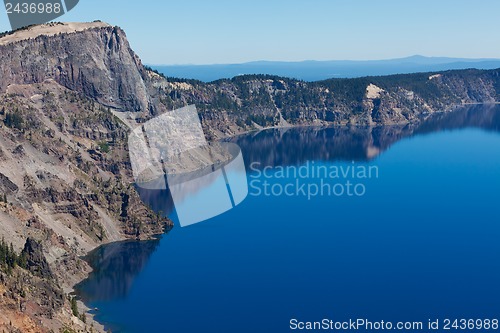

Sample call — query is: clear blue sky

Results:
[1,0,500,64]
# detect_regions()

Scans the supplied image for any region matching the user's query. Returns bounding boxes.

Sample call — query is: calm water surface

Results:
[76,105,500,333]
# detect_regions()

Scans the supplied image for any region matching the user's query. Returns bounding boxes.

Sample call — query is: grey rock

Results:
[21,237,54,280]
[0,23,150,113]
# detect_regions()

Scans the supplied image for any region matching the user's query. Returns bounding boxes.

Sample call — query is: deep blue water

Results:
[77,105,500,333]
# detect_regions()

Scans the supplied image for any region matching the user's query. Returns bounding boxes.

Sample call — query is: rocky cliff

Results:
[0,21,499,332]
[152,70,500,139]
[0,22,171,333]
[1,22,499,139]
[0,22,152,113]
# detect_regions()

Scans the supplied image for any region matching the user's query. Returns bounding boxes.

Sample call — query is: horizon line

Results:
[147,55,500,67]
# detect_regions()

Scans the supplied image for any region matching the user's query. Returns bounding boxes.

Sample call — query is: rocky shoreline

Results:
[0,21,499,332]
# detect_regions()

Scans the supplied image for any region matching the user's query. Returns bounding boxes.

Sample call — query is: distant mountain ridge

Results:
[151,55,500,82]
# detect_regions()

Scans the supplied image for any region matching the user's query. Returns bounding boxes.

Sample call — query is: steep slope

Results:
[0,21,499,332]
[1,22,499,140]
[0,22,152,113]
[150,70,500,139]
[0,23,171,333]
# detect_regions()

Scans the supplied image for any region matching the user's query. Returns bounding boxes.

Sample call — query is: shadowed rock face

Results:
[0,172,18,194]
[22,238,54,280]
[0,22,150,113]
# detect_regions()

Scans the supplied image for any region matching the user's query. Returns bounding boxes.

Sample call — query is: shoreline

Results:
[69,234,169,332]
[220,101,498,140]
[68,101,500,332]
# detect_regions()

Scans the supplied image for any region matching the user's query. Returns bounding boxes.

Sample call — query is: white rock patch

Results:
[366,84,384,99]
[0,22,110,46]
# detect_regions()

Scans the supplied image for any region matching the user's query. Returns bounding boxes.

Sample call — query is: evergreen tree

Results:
[71,297,79,317]
[0,238,25,273]
[4,109,24,130]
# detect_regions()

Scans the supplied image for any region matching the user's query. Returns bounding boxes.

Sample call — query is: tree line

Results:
[0,237,26,274]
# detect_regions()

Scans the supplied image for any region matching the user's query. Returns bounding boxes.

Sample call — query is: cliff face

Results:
[151,70,500,139]
[0,22,150,113]
[0,23,170,333]
[0,21,499,332]
[2,22,499,140]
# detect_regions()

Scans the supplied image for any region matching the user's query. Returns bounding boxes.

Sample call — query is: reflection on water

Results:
[136,104,500,217]
[77,104,500,320]
[415,103,500,134]
[76,239,161,302]
[229,104,500,168]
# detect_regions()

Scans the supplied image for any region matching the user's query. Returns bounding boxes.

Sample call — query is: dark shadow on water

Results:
[228,104,500,169]
[77,103,500,316]
[415,103,500,134]
[133,104,500,219]
[75,238,161,302]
